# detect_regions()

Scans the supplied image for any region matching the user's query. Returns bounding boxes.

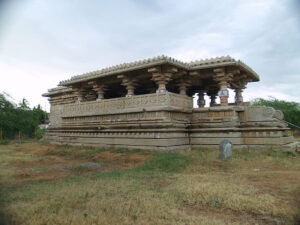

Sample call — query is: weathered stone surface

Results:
[243,106,286,128]
[219,140,232,160]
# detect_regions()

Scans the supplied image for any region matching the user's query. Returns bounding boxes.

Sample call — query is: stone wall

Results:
[45,92,192,151]
[190,106,293,149]
[45,92,294,151]
[49,92,192,128]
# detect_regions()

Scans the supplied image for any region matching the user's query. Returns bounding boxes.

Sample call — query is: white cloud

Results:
[0,0,299,111]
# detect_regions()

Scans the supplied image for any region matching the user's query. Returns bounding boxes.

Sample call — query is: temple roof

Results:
[42,87,73,97]
[58,55,259,86]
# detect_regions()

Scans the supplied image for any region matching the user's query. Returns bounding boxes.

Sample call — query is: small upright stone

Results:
[219,140,232,160]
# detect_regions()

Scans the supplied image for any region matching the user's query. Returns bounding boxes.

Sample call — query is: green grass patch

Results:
[134,152,191,173]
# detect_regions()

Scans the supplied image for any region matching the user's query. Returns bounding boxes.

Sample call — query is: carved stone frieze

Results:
[57,92,192,118]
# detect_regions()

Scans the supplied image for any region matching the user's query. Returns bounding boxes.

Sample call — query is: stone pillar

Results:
[178,80,191,95]
[207,88,218,107]
[118,75,137,97]
[218,80,229,106]
[152,73,172,93]
[213,68,233,106]
[210,94,217,107]
[93,84,107,101]
[74,89,87,103]
[179,86,186,95]
[148,69,172,93]
[234,88,243,105]
[148,66,178,93]
[197,91,206,108]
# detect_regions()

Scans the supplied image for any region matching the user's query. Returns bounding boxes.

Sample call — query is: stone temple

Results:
[42,55,294,151]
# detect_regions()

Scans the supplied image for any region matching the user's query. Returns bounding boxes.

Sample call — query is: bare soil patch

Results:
[1,142,150,184]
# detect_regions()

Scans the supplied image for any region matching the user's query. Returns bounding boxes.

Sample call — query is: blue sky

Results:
[0,0,299,110]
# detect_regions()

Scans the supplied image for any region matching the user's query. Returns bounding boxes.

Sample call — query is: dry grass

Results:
[0,142,299,225]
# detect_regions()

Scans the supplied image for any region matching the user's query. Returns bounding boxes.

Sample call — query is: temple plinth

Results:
[42,55,294,151]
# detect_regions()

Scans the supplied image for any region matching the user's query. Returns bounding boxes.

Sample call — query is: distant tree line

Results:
[0,93,48,139]
[252,97,300,129]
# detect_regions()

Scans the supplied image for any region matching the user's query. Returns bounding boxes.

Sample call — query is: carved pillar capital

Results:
[118,75,137,97]
[92,84,107,101]
[177,76,191,95]
[73,87,87,103]
[149,67,173,93]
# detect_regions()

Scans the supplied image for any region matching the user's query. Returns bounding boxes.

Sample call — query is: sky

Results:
[0,0,299,111]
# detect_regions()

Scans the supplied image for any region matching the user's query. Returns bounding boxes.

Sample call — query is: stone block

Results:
[219,140,232,160]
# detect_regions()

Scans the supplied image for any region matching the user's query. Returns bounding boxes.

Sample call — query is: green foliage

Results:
[0,93,48,139]
[252,97,300,128]
[36,128,46,140]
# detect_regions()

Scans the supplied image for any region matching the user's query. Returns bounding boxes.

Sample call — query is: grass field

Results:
[0,142,299,225]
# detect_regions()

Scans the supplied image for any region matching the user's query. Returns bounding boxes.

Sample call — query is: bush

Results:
[36,128,46,140]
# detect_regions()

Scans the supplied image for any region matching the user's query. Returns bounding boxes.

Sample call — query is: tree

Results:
[0,93,48,139]
[18,98,30,110]
[251,97,300,128]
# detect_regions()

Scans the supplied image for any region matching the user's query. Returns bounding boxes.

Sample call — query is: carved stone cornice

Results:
[213,68,234,84]
[230,75,251,89]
